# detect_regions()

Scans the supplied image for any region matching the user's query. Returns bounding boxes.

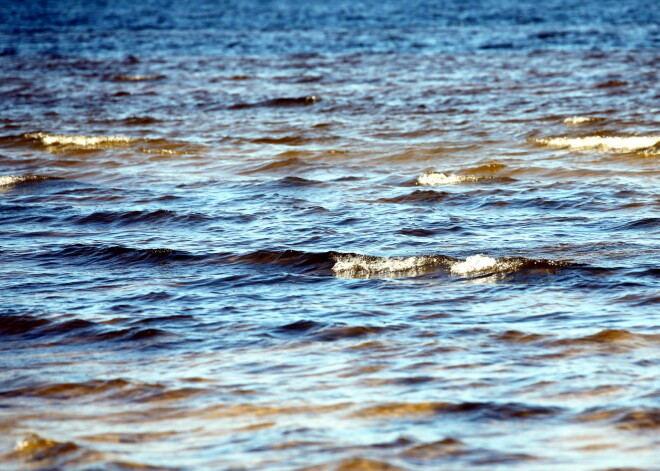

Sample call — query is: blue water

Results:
[1,1,659,470]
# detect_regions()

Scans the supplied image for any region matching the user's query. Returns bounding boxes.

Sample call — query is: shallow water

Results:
[1,1,659,470]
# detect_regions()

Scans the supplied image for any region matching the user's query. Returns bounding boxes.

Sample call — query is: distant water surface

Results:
[1,1,659,470]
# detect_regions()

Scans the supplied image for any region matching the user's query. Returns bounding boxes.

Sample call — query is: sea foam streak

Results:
[417,172,481,185]
[533,135,660,153]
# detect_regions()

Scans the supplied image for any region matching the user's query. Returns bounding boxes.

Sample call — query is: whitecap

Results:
[533,135,660,153]
[417,172,481,186]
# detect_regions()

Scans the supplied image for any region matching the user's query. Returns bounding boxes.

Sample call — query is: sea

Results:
[0,0,659,469]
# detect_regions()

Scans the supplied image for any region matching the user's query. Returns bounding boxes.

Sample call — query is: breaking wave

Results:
[331,253,570,279]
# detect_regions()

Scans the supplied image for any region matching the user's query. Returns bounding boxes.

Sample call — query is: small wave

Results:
[417,172,482,185]
[230,96,320,109]
[120,115,161,125]
[13,433,80,462]
[563,116,604,126]
[239,157,313,174]
[332,253,571,279]
[549,329,660,348]
[277,176,323,186]
[332,254,457,278]
[533,135,660,153]
[70,209,210,226]
[230,249,335,272]
[353,401,562,420]
[250,135,311,146]
[576,407,660,430]
[40,244,202,266]
[596,80,628,88]
[0,174,57,187]
[24,132,137,150]
[110,74,166,82]
[375,189,450,204]
[139,148,191,156]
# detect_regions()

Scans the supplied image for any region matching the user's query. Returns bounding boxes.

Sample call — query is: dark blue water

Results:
[1,1,659,470]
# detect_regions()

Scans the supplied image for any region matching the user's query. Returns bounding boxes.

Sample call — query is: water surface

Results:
[1,1,659,470]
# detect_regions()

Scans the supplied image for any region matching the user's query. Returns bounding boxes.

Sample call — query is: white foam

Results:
[25,132,136,149]
[563,116,602,126]
[534,135,660,153]
[417,172,481,185]
[449,254,525,277]
[450,254,499,276]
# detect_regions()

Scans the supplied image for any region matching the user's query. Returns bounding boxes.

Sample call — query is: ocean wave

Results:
[24,132,137,150]
[532,135,660,153]
[17,132,205,156]
[70,208,211,227]
[374,189,451,204]
[417,172,483,185]
[332,253,570,279]
[110,74,166,82]
[0,174,57,187]
[38,244,203,266]
[230,96,320,109]
[563,116,604,126]
[332,254,457,278]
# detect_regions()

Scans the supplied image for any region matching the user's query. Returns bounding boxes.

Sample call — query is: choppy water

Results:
[1,1,659,470]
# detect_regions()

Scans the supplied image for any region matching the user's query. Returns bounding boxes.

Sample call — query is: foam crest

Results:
[25,132,137,149]
[417,172,481,185]
[533,135,660,153]
[332,254,453,278]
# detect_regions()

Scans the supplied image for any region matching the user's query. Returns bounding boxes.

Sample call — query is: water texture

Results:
[1,1,659,470]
